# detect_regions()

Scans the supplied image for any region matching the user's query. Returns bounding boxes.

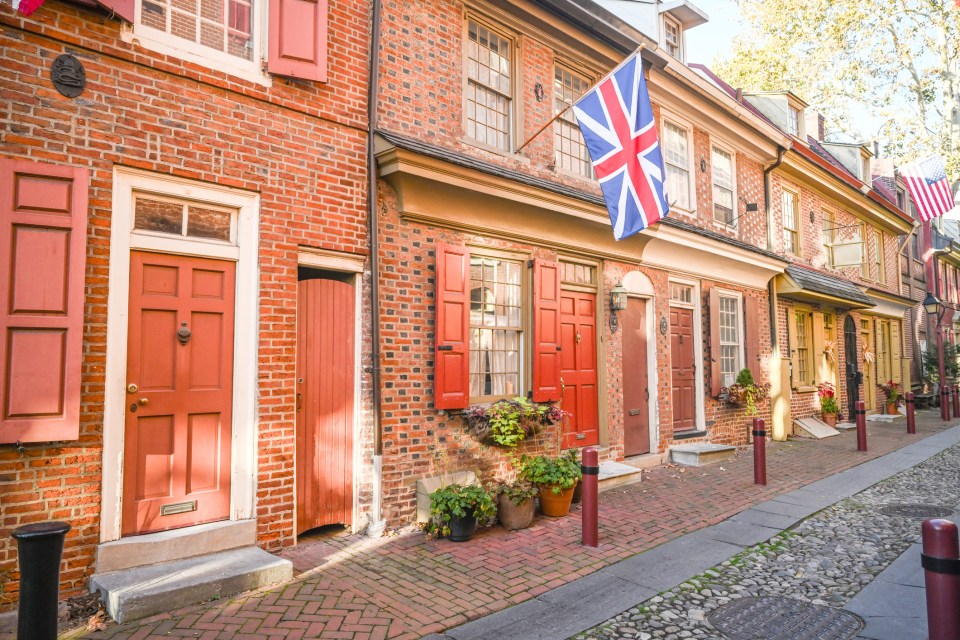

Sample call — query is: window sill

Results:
[793,385,817,393]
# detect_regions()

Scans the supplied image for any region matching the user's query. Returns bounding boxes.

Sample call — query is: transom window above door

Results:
[134,194,237,244]
[669,282,693,304]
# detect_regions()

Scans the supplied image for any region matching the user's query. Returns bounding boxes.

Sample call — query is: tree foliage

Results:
[713,0,960,175]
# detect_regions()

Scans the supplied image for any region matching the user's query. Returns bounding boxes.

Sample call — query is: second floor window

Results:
[874,228,885,284]
[466,19,513,152]
[554,66,591,176]
[822,209,835,263]
[663,16,681,59]
[782,190,799,255]
[712,146,734,225]
[663,121,690,210]
[469,256,523,399]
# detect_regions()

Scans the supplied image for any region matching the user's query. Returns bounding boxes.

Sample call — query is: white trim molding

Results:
[100,167,260,543]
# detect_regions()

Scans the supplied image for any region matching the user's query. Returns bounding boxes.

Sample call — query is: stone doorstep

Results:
[792,417,841,439]
[95,520,257,574]
[597,460,642,491]
[89,547,292,625]
[669,443,737,467]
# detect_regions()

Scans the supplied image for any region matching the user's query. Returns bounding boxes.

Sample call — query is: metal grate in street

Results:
[706,596,863,639]
[878,504,955,518]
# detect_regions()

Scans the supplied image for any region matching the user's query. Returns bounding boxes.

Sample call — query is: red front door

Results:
[623,298,650,456]
[296,272,355,534]
[122,252,235,536]
[560,290,598,448]
[670,306,696,432]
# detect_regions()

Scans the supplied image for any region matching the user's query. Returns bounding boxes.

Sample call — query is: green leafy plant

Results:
[721,368,770,416]
[922,343,960,385]
[518,453,582,494]
[426,483,496,538]
[817,381,838,414]
[880,380,903,408]
[462,398,568,448]
[490,479,538,505]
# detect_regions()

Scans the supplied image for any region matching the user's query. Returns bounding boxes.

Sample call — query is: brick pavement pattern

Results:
[81,414,953,640]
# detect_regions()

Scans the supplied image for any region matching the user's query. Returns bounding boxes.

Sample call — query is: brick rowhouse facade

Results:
[0,0,373,610]
[372,0,787,525]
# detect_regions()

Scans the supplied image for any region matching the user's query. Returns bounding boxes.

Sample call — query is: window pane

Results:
[135,197,184,234]
[719,295,741,385]
[469,256,522,398]
[554,66,591,176]
[467,20,511,150]
[664,123,689,209]
[187,205,232,241]
[142,0,253,61]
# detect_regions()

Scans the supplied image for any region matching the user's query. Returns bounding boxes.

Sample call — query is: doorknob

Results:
[127,383,138,394]
[138,397,149,406]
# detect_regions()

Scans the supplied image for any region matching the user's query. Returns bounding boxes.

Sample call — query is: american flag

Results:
[572,50,669,240]
[901,155,956,222]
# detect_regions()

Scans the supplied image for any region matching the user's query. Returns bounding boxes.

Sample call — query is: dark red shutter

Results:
[709,287,722,397]
[95,0,134,22]
[744,295,761,380]
[0,159,88,443]
[532,259,561,402]
[434,244,470,410]
[268,0,329,82]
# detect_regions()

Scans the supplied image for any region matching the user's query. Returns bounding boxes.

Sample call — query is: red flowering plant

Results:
[817,381,839,415]
[880,380,903,408]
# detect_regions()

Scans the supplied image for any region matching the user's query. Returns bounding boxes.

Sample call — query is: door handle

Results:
[296,393,302,412]
[138,397,149,406]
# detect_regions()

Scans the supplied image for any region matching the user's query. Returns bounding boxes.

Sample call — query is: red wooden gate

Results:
[123,252,235,535]
[296,272,355,534]
[623,298,650,456]
[560,290,598,448]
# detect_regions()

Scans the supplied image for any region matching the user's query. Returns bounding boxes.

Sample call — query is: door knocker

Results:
[177,322,192,345]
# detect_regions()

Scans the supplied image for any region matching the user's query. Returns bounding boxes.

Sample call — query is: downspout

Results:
[366,0,385,536]
[764,146,787,440]
[764,146,786,351]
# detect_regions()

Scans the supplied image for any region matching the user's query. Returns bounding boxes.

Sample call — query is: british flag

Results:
[573,50,669,240]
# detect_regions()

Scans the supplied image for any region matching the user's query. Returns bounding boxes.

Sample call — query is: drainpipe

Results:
[366,0,386,537]
[764,146,787,440]
[763,146,787,253]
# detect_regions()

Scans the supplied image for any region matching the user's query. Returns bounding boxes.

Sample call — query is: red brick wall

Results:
[0,0,371,609]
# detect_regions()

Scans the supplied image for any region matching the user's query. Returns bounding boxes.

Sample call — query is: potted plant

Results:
[721,368,770,416]
[427,483,496,542]
[817,381,839,427]
[491,479,538,530]
[881,380,903,415]
[518,453,582,517]
[462,398,566,449]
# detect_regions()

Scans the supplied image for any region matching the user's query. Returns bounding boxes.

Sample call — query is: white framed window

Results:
[465,17,513,152]
[554,65,592,177]
[663,120,692,211]
[794,310,813,386]
[822,209,835,264]
[874,227,885,284]
[128,0,266,84]
[718,292,744,387]
[782,189,799,255]
[712,146,735,225]
[469,255,524,399]
[669,282,694,305]
[787,105,800,136]
[663,15,681,59]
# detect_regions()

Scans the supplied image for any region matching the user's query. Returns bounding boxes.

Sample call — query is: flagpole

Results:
[513,43,647,155]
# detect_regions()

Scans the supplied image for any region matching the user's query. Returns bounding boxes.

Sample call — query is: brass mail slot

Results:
[160,500,197,516]
[629,409,641,416]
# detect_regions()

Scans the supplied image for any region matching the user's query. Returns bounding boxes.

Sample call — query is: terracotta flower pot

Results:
[497,494,535,531]
[821,412,837,427]
[538,484,575,517]
[447,514,478,542]
[886,403,898,415]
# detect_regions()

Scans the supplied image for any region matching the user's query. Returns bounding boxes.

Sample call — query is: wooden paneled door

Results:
[623,297,650,456]
[560,290,598,448]
[844,315,859,419]
[122,252,235,536]
[860,317,876,411]
[296,270,355,534]
[670,306,697,432]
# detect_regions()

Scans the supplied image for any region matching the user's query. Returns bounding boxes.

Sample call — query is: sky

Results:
[684,0,742,67]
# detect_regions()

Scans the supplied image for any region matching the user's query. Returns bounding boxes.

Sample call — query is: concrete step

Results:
[598,460,642,490]
[793,417,840,439]
[90,546,292,624]
[670,443,736,467]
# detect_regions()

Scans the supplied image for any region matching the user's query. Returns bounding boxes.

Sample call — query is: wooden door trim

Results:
[627,294,658,454]
[101,168,260,543]
[668,277,705,433]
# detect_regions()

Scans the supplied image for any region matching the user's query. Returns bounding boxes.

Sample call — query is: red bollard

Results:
[953,385,959,418]
[921,518,960,640]
[906,392,916,435]
[855,400,867,451]
[581,447,598,547]
[752,417,766,486]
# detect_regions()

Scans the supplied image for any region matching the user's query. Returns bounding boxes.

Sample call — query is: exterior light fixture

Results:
[609,281,628,332]
[923,292,943,318]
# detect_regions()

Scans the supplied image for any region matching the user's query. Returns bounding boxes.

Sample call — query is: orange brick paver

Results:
[83,414,955,640]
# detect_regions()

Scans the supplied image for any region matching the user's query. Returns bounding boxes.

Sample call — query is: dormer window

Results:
[663,16,681,59]
[860,152,871,183]
[787,105,800,136]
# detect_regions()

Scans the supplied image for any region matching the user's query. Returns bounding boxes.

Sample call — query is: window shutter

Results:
[268,0,329,82]
[0,159,88,443]
[434,244,470,410]
[744,295,761,381]
[812,312,826,384]
[95,0,134,22]
[532,259,561,402]
[709,287,721,397]
[891,320,902,385]
[786,307,798,389]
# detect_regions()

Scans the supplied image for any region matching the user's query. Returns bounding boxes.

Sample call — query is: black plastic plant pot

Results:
[12,521,71,640]
[447,514,478,542]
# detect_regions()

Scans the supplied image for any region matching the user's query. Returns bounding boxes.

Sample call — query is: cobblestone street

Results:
[573,441,960,639]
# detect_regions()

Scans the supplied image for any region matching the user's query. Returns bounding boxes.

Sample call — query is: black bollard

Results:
[13,521,71,640]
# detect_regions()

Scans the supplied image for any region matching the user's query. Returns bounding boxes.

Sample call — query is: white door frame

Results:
[100,168,260,542]
[623,270,659,454]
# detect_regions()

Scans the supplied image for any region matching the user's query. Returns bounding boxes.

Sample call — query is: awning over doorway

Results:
[777,264,874,309]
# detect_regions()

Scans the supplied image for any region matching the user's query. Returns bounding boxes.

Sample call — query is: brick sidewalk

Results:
[82,413,954,640]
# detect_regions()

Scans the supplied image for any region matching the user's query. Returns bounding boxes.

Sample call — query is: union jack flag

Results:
[572,50,669,240]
